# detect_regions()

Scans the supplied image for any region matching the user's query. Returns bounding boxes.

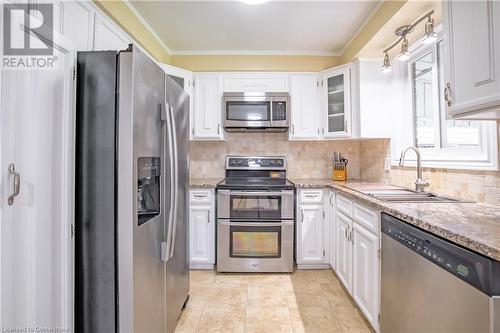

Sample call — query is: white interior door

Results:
[0,17,76,331]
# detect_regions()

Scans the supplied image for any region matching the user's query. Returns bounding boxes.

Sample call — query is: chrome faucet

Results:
[399,146,429,193]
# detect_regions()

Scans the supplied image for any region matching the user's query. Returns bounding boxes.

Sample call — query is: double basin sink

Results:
[343,186,467,203]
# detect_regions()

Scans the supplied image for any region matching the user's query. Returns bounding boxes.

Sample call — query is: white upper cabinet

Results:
[444,0,500,119]
[223,73,289,93]
[93,14,130,51]
[59,1,94,51]
[193,74,224,140]
[289,74,320,139]
[351,59,392,138]
[161,64,195,139]
[321,65,352,138]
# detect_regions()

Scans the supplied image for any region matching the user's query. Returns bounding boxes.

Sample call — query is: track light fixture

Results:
[381,10,437,72]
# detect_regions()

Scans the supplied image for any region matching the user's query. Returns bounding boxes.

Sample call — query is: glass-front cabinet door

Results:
[322,66,351,137]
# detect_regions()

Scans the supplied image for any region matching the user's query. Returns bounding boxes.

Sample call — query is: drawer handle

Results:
[305,194,318,198]
[193,194,207,199]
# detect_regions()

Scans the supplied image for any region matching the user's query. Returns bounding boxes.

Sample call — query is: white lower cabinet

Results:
[335,211,353,291]
[188,189,215,269]
[296,189,329,268]
[333,192,381,332]
[352,223,380,331]
[326,190,336,270]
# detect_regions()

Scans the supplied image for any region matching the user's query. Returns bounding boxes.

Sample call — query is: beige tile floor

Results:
[174,269,375,333]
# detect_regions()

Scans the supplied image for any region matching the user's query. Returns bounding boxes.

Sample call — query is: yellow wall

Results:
[340,0,407,63]
[93,0,171,63]
[170,55,340,72]
[93,0,435,71]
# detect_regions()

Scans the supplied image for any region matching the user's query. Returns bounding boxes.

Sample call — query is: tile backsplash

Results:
[359,137,500,207]
[189,133,361,179]
[190,130,500,207]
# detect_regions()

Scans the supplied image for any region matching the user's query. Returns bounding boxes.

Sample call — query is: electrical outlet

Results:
[384,157,391,171]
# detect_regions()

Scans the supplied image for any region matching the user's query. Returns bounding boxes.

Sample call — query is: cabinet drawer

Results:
[353,202,379,236]
[299,189,323,203]
[336,194,352,216]
[189,190,212,204]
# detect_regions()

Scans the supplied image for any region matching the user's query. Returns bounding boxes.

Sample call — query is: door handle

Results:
[163,101,175,261]
[301,210,304,222]
[444,82,452,107]
[8,163,20,206]
[169,104,179,259]
[329,193,334,207]
[345,227,348,240]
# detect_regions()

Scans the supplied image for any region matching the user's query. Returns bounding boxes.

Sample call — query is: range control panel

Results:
[226,157,285,170]
[382,213,499,296]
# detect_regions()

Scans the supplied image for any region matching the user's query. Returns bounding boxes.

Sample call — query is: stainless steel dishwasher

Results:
[381,213,500,333]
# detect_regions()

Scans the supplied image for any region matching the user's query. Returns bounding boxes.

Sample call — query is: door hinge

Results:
[72,67,76,80]
[378,314,381,323]
[378,249,382,259]
[70,224,75,239]
[323,249,326,257]
[192,127,195,136]
[322,211,325,219]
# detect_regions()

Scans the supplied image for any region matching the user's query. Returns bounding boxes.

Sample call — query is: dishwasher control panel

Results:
[382,213,499,296]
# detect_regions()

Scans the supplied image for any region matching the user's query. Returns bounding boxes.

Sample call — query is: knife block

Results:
[333,161,347,181]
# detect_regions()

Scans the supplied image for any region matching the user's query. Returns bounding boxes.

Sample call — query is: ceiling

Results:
[128,0,382,56]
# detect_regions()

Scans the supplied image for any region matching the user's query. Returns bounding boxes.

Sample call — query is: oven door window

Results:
[226,101,270,121]
[230,226,281,258]
[230,195,281,219]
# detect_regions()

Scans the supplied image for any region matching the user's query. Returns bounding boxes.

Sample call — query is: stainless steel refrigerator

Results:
[75,45,189,333]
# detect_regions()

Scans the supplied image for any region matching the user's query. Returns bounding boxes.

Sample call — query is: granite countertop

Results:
[189,178,222,188]
[291,178,500,261]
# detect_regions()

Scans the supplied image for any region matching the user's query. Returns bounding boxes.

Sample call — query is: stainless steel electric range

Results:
[216,156,295,273]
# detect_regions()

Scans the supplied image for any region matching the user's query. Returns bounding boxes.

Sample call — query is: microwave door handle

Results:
[269,99,273,125]
[169,104,179,259]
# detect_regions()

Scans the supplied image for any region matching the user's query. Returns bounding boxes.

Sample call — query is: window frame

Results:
[391,30,498,171]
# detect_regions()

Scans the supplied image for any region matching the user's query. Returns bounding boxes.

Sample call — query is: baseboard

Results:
[190,263,215,270]
[296,263,331,270]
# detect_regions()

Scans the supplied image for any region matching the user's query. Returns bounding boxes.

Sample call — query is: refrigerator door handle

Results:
[168,104,179,259]
[163,100,175,262]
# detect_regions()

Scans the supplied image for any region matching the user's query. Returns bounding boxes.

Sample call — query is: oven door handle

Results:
[219,221,294,227]
[222,191,294,196]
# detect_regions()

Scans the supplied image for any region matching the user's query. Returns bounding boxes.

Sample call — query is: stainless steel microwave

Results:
[222,92,290,132]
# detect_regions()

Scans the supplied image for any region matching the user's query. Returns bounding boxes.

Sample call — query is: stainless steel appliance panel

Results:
[124,48,168,333]
[223,92,290,131]
[381,213,499,333]
[217,220,294,272]
[381,233,490,333]
[164,75,190,333]
[217,189,294,220]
